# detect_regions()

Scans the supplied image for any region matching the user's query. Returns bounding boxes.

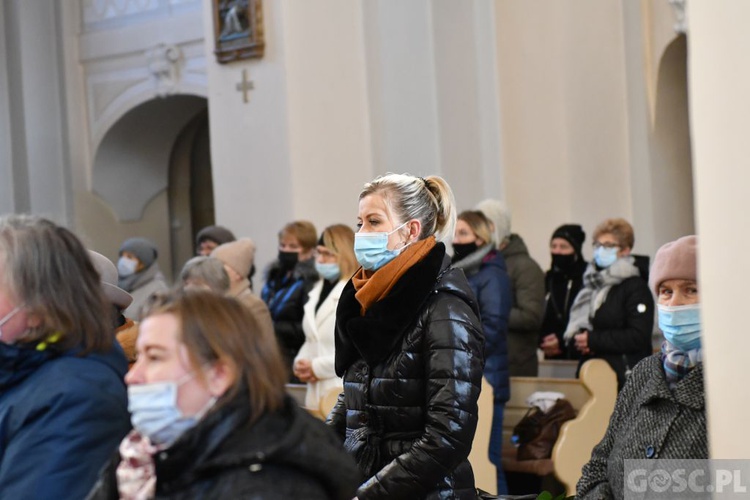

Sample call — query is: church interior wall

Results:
[687,0,750,459]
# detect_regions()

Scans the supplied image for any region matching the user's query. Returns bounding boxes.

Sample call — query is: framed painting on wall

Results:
[212,0,264,63]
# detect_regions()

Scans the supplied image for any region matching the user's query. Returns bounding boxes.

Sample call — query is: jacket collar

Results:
[335,243,447,375]
[637,355,705,410]
[0,342,55,391]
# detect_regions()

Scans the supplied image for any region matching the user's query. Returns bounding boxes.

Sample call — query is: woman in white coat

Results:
[293,224,357,410]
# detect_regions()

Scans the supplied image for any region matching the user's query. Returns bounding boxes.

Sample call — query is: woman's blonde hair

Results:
[359,173,457,243]
[457,210,495,246]
[0,215,111,353]
[279,221,317,251]
[142,290,287,424]
[320,224,357,279]
[593,218,635,250]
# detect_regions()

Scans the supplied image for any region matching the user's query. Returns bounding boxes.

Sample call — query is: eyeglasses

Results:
[592,242,620,250]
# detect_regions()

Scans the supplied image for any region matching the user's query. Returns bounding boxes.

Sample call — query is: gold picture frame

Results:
[212,0,265,63]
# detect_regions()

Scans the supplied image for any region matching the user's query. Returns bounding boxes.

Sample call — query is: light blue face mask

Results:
[593,246,619,268]
[128,374,216,446]
[658,303,701,351]
[117,256,138,277]
[315,261,341,281]
[354,222,409,271]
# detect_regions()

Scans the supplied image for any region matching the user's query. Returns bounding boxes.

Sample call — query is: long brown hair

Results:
[0,215,111,353]
[142,290,287,423]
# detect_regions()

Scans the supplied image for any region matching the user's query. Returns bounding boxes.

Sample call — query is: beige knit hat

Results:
[649,235,698,295]
[211,238,256,277]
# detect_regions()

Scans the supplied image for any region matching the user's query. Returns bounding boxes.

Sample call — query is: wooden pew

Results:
[501,359,617,494]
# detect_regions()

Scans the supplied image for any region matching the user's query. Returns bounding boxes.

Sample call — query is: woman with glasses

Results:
[293,224,357,411]
[563,218,653,389]
[577,236,705,498]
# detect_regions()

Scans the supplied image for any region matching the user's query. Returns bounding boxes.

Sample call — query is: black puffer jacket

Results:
[88,394,360,500]
[329,243,485,500]
[577,276,654,389]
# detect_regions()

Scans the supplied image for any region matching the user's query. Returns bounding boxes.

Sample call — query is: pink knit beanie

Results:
[211,238,256,278]
[649,235,698,295]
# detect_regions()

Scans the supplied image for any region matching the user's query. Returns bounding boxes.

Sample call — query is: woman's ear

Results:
[407,220,422,242]
[619,246,632,257]
[205,358,236,397]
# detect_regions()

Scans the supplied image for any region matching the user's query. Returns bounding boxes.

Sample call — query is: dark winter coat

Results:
[261,258,319,366]
[329,243,485,500]
[0,341,130,500]
[540,257,587,360]
[453,245,512,403]
[500,234,545,376]
[577,354,707,499]
[88,394,361,500]
[576,276,654,389]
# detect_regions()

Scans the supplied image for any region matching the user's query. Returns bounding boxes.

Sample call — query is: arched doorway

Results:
[651,34,694,242]
[90,94,212,282]
[168,108,215,277]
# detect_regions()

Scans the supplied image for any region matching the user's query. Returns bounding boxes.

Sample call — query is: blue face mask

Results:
[128,374,216,446]
[594,246,619,268]
[315,261,341,281]
[354,222,409,271]
[658,303,701,351]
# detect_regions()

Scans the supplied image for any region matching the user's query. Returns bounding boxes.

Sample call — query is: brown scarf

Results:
[352,237,436,314]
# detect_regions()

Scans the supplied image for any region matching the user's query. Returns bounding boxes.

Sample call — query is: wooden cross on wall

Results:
[235,69,255,103]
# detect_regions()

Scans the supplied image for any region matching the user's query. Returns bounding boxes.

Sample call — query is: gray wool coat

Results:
[576,353,708,499]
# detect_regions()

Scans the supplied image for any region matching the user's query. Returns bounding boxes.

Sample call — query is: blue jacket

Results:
[0,341,131,499]
[455,247,512,403]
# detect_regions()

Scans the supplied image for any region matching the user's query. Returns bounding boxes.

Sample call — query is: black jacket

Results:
[540,257,587,360]
[576,276,654,389]
[261,258,319,366]
[329,243,485,500]
[88,394,360,500]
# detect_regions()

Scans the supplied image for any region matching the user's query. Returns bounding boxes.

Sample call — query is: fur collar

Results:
[335,243,447,376]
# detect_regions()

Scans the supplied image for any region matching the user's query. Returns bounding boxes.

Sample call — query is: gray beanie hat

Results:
[119,237,159,268]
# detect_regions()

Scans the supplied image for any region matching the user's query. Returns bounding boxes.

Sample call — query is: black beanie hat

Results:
[551,224,586,257]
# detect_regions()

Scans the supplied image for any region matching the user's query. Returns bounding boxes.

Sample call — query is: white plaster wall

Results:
[0,1,15,214]
[202,0,294,283]
[687,0,750,458]
[493,1,671,266]
[281,0,373,230]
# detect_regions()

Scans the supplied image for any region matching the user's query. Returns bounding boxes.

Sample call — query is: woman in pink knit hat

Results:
[577,235,707,499]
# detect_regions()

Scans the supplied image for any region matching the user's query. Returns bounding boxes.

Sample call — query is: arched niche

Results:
[91,94,208,222]
[651,34,694,242]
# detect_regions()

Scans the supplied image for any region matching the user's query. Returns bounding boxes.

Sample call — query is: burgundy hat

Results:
[649,235,698,295]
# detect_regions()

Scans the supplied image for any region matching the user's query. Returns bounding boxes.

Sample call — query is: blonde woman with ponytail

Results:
[328,173,485,499]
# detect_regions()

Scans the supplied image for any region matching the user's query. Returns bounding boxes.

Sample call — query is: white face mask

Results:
[0,306,22,340]
[117,256,139,277]
[127,373,216,446]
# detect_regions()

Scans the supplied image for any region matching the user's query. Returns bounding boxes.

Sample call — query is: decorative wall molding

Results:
[146,43,182,97]
[669,0,687,34]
